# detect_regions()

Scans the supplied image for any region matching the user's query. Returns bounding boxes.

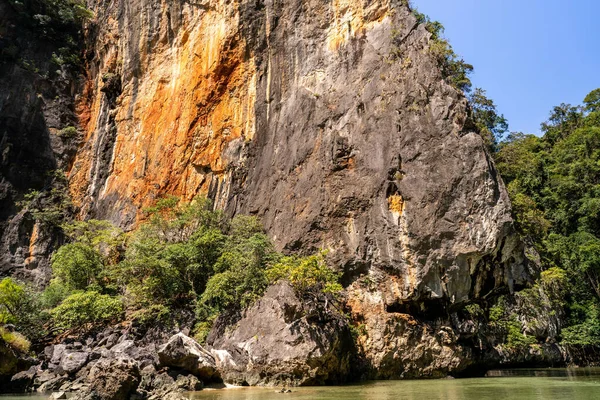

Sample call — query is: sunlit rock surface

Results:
[1,0,538,379]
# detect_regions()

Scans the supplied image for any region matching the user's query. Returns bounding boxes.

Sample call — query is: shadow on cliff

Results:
[0,1,79,277]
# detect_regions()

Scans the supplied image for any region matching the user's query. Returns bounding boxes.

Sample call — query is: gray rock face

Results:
[208,282,354,386]
[229,0,530,304]
[2,0,544,382]
[158,333,218,381]
[84,358,140,400]
[0,1,79,284]
[58,351,89,375]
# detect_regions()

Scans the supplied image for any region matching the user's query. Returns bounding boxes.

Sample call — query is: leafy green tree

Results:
[541,103,583,145]
[0,278,29,325]
[0,278,48,340]
[115,197,230,308]
[584,88,600,113]
[469,88,509,151]
[51,242,104,290]
[198,229,275,317]
[51,291,123,331]
[266,253,343,296]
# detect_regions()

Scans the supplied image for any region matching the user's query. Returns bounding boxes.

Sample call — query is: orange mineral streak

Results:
[327,0,390,51]
[71,8,256,217]
[24,222,40,267]
[387,194,405,216]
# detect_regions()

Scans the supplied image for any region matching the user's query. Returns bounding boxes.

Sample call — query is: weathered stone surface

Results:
[0,1,78,283]
[1,0,551,384]
[11,366,37,391]
[140,369,203,400]
[209,282,354,386]
[158,333,218,381]
[84,358,140,400]
[59,351,89,375]
[49,391,67,400]
[347,281,473,378]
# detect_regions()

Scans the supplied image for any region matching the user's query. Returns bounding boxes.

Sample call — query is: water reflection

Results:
[187,368,600,400]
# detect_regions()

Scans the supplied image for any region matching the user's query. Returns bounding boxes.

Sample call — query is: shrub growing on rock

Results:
[266,253,343,296]
[51,291,123,331]
[0,327,31,354]
[51,243,104,291]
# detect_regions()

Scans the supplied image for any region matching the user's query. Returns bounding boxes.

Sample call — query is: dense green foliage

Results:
[495,88,600,346]
[51,243,104,291]
[7,0,93,35]
[0,278,30,325]
[18,170,74,227]
[267,254,343,295]
[0,278,49,341]
[51,291,123,331]
[5,0,94,69]
[2,198,342,346]
[469,88,509,151]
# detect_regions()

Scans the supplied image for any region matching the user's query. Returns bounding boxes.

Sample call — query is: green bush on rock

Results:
[51,291,123,331]
[266,253,343,296]
[4,196,344,346]
[51,243,104,291]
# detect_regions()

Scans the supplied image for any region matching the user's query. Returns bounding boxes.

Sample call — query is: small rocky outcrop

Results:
[79,358,140,400]
[208,281,355,386]
[138,366,203,400]
[158,333,218,381]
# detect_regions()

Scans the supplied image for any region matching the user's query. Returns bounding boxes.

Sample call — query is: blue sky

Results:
[414,0,600,135]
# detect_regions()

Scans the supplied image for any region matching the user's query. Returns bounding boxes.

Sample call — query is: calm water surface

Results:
[188,368,600,400]
[3,368,600,400]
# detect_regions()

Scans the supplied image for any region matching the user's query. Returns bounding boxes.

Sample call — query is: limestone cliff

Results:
[2,0,540,379]
[0,0,82,285]
[75,0,529,294]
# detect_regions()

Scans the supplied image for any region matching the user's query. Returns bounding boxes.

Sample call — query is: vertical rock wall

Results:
[0,1,80,284]
[71,0,258,226]
[75,0,530,301]
[2,0,537,377]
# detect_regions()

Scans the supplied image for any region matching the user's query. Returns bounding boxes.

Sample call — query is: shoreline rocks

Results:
[207,282,356,386]
[158,333,218,381]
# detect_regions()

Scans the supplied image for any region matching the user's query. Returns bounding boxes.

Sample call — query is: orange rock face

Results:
[69,0,400,226]
[70,1,257,223]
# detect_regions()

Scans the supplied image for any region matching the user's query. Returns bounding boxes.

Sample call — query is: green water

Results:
[3,369,600,400]
[188,368,600,400]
